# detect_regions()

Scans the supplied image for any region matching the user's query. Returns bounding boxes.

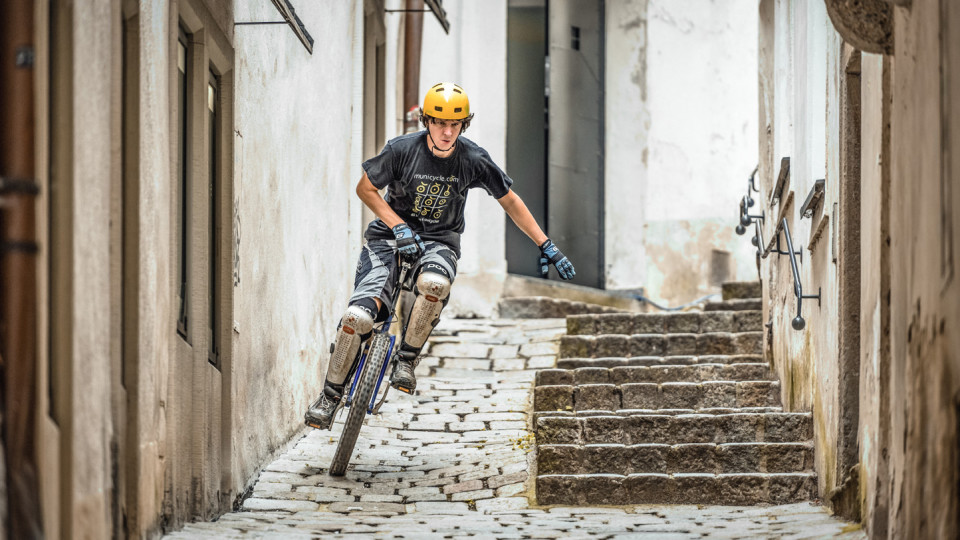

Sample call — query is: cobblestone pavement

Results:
[166,318,865,539]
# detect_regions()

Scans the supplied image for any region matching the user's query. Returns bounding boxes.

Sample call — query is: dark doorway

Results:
[506,1,547,279]
[505,0,605,288]
[547,0,605,288]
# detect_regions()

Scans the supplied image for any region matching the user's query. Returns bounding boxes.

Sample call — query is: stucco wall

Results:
[758,0,845,499]
[605,0,758,303]
[231,0,363,491]
[885,2,960,537]
[133,2,174,535]
[604,0,649,291]
[71,1,114,536]
[857,50,890,537]
[418,0,509,317]
[760,1,960,534]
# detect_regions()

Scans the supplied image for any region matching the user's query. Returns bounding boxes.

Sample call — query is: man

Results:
[305,82,574,430]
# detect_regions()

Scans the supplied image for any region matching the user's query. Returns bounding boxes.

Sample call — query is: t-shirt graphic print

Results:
[411,173,456,223]
[361,131,513,257]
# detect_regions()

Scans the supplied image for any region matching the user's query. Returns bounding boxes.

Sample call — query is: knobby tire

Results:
[328,334,390,476]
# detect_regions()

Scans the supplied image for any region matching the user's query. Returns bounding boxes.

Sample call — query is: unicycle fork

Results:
[327,256,415,475]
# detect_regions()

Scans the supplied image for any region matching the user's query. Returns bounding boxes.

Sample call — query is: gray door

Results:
[506,3,547,278]
[547,0,604,288]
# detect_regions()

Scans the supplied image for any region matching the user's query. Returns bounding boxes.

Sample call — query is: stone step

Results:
[498,296,624,319]
[535,363,775,386]
[533,407,782,423]
[556,354,764,369]
[535,381,780,412]
[536,472,817,505]
[722,281,762,300]
[559,332,763,359]
[566,311,762,336]
[537,442,814,475]
[537,406,782,417]
[704,298,762,311]
[535,412,812,445]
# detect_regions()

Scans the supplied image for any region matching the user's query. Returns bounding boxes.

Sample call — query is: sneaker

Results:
[304,386,341,430]
[390,350,419,394]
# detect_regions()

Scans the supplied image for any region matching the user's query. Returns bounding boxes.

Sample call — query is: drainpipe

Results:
[0,0,43,538]
[402,0,423,133]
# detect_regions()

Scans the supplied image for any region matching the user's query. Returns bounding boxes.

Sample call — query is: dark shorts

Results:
[348,239,458,314]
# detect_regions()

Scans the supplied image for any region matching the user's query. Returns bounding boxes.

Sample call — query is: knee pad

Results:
[403,272,451,349]
[326,305,374,385]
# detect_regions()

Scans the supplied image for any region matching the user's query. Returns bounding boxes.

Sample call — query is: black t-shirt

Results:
[361,131,514,257]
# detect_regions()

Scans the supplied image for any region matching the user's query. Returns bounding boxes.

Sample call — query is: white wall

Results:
[604,0,650,291]
[232,0,364,485]
[760,0,846,497]
[606,0,759,303]
[419,0,509,317]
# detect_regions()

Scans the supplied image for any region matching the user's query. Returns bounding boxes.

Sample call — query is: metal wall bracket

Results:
[743,165,759,208]
[736,195,765,236]
[800,178,826,218]
[0,176,40,195]
[771,157,790,204]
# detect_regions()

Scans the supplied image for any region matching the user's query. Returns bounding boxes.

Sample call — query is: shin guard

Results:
[326,305,374,385]
[403,272,451,350]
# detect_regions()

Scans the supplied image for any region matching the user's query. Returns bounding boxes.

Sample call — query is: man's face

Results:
[427,117,463,149]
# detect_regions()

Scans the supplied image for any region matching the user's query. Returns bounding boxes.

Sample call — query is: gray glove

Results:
[539,239,575,280]
[392,223,425,259]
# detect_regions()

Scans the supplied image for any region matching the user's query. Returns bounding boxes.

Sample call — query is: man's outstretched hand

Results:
[539,239,575,280]
[393,223,425,259]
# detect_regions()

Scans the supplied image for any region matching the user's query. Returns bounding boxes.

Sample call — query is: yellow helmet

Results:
[421,82,472,120]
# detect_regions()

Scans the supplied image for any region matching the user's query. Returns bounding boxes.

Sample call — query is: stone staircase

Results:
[533,282,818,505]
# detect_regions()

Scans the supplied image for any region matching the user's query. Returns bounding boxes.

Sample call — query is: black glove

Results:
[539,239,575,280]
[392,223,425,259]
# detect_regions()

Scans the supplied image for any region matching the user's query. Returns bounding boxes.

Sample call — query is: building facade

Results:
[753,0,960,537]
[2,0,388,537]
[1,0,766,537]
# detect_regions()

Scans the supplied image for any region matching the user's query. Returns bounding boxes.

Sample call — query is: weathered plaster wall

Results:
[629,0,759,305]
[70,1,114,536]
[133,2,174,535]
[604,0,649,291]
[857,51,891,538]
[758,0,845,499]
[761,1,960,533]
[419,0,509,317]
[886,2,960,537]
[232,0,362,492]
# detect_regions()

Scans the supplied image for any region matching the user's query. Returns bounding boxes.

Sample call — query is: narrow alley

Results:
[166,315,863,539]
[3,1,959,538]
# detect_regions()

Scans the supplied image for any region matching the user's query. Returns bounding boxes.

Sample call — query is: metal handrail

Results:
[736,195,765,236]
[732,164,818,331]
[779,218,820,330]
[735,166,763,236]
[751,219,765,256]
[744,165,759,208]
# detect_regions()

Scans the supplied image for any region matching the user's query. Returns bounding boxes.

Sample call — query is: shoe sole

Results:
[304,406,339,431]
[390,379,416,395]
[304,419,330,430]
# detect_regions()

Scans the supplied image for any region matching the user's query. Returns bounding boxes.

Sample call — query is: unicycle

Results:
[327,256,416,476]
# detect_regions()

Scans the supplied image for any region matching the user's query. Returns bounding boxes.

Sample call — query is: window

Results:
[207,71,220,368]
[176,28,190,340]
[174,11,232,370]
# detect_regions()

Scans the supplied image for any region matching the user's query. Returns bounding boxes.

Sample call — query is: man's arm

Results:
[356,172,404,228]
[497,189,548,246]
[499,189,576,280]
